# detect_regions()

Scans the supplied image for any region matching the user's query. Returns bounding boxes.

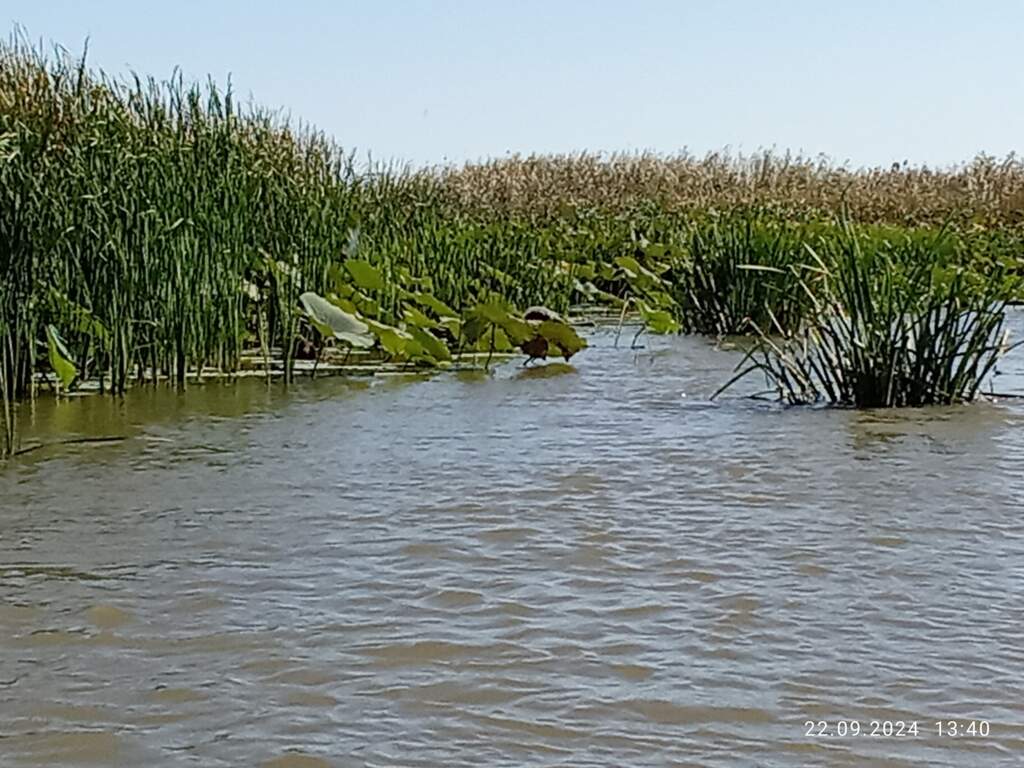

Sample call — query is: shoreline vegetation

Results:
[2,34,1024,456]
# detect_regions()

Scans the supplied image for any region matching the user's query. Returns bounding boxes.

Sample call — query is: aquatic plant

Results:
[4,30,1024,454]
[434,151,1024,228]
[671,214,809,336]
[718,229,1020,407]
[0,35,587,417]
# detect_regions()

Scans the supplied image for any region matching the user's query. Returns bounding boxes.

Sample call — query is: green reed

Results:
[719,226,1020,407]
[0,35,588,454]
[4,32,1024,458]
[670,214,811,335]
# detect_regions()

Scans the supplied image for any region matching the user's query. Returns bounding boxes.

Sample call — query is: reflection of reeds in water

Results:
[722,230,1019,407]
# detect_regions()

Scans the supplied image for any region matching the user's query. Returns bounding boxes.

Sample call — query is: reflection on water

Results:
[3,326,1024,767]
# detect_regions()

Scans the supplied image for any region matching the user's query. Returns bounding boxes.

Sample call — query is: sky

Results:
[7,1,1024,169]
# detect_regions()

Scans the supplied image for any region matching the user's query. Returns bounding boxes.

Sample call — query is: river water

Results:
[3,327,1024,767]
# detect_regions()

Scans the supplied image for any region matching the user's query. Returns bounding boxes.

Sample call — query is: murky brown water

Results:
[4,326,1024,767]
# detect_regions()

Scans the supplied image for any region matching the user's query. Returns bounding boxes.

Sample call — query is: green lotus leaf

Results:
[299,292,374,348]
[474,301,533,344]
[365,319,411,357]
[353,292,380,318]
[537,320,587,360]
[403,306,438,329]
[328,295,359,315]
[461,314,488,345]
[614,255,643,278]
[344,259,384,292]
[396,267,434,291]
[439,316,462,337]
[491,325,516,354]
[407,326,452,362]
[615,255,660,290]
[470,327,512,353]
[476,301,511,326]
[645,243,669,260]
[573,279,625,306]
[412,291,459,319]
[637,302,681,334]
[643,290,676,310]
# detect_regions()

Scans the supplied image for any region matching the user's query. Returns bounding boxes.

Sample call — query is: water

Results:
[3,327,1024,767]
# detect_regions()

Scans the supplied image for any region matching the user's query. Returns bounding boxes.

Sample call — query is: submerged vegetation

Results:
[2,32,1024,454]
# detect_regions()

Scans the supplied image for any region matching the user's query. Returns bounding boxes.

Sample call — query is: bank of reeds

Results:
[0,39,577,383]
[3,32,1024,454]
[434,152,1024,228]
[0,36,589,453]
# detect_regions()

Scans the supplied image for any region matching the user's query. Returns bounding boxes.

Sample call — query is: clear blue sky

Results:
[8,1,1023,168]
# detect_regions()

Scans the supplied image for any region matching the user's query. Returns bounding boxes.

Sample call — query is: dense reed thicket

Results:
[0,38,580,395]
[2,33,1023,454]
[435,152,1024,227]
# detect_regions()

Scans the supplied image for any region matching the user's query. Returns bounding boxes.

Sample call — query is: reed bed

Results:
[719,228,1020,407]
[670,214,810,335]
[2,32,1023,454]
[434,151,1024,228]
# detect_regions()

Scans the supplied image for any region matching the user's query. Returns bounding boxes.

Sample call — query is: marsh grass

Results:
[720,228,1020,407]
[672,215,810,335]
[0,35,575,430]
[435,152,1024,228]
[4,32,1024,456]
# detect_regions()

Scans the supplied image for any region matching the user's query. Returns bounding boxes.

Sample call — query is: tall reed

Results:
[671,214,810,335]
[720,227,1020,407]
[3,31,1024,457]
